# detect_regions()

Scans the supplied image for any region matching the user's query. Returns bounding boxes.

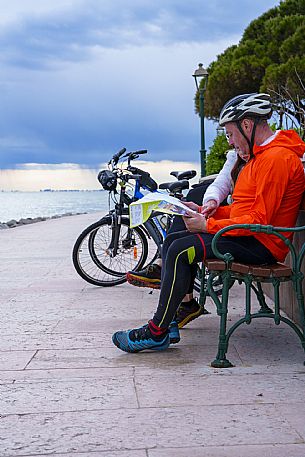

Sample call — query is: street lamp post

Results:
[193,63,209,178]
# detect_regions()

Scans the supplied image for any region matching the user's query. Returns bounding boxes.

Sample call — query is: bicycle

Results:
[72,148,228,298]
[72,148,194,287]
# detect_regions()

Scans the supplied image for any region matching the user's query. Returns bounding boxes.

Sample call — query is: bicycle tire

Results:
[72,216,148,286]
[88,216,149,276]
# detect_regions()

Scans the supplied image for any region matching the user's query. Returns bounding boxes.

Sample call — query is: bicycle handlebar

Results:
[109,148,147,166]
[109,147,127,165]
[133,150,147,155]
[123,149,147,160]
[126,150,147,165]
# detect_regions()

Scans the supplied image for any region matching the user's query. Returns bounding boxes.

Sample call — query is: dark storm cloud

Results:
[0,0,279,69]
[0,0,280,168]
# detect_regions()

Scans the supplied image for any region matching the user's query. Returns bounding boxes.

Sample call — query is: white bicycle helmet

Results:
[219,93,272,127]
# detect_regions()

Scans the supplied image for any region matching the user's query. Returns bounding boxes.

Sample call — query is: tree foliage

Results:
[200,0,305,130]
[206,134,231,175]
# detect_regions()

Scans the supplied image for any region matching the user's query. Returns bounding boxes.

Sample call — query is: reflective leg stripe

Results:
[196,234,206,262]
[187,245,196,263]
[159,246,194,327]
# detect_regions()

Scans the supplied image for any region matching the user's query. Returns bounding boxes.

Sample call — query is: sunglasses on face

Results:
[226,132,232,143]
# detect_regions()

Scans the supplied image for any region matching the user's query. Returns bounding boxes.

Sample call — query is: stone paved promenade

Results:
[1,213,305,457]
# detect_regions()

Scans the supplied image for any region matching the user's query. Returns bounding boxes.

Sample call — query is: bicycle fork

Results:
[107,213,137,259]
[106,213,122,258]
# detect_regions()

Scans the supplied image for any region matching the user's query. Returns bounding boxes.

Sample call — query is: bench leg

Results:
[211,274,233,368]
[295,279,305,364]
[255,282,273,314]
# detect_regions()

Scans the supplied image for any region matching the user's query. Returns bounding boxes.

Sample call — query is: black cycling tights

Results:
[152,230,276,329]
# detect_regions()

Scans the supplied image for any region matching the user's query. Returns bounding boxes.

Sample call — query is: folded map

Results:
[129,191,196,228]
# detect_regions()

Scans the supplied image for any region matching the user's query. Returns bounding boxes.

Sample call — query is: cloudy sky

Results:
[0,0,280,189]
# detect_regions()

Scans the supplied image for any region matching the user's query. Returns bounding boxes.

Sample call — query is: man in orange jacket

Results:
[112,93,305,353]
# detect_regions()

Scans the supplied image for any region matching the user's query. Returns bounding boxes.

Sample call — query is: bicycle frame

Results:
[96,148,185,265]
[103,158,165,259]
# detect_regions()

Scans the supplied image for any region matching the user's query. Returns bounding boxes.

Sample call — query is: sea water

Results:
[0,191,110,223]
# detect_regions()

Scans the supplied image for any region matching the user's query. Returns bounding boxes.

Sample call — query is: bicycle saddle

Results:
[170,170,197,180]
[159,179,189,193]
[191,177,215,188]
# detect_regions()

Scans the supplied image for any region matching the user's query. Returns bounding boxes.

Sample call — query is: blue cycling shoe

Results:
[169,320,180,344]
[112,324,170,353]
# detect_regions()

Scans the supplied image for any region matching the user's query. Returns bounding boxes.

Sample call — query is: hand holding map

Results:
[129,192,196,228]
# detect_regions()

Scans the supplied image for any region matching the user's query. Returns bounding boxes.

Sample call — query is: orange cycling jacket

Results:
[206,130,305,262]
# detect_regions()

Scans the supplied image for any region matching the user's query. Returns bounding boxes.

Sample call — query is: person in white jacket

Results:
[201,149,237,217]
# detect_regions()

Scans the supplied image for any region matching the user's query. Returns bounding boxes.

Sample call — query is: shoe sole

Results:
[177,308,204,329]
[127,272,161,290]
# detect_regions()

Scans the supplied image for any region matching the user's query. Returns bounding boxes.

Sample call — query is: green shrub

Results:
[206,133,231,175]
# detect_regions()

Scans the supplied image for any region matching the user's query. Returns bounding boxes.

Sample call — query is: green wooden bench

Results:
[200,223,305,368]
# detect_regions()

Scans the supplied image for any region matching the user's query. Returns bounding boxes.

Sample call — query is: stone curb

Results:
[0,212,86,229]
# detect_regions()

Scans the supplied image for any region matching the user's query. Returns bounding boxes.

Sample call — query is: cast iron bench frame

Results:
[201,223,305,368]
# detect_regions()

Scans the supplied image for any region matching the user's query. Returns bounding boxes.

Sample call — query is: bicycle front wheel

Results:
[72,216,148,286]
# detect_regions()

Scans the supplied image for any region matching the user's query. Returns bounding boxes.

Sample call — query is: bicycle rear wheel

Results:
[194,264,226,296]
[72,216,148,286]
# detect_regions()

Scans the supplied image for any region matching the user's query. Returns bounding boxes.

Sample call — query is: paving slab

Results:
[0,404,301,456]
[0,213,305,457]
[277,403,305,441]
[135,370,305,407]
[25,344,242,370]
[148,444,305,457]
[0,350,37,371]
[0,368,138,415]
[31,452,147,457]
